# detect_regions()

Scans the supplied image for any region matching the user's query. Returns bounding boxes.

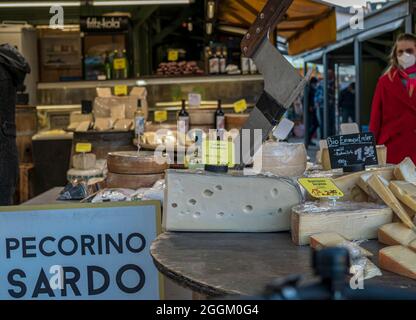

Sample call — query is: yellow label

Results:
[75,143,92,153]
[203,140,235,168]
[298,178,344,198]
[114,85,128,96]
[233,99,247,113]
[154,111,168,123]
[168,50,179,62]
[113,58,126,70]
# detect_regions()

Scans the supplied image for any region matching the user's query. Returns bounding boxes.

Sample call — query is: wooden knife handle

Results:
[240,0,293,58]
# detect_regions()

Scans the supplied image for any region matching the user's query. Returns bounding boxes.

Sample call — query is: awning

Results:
[218,0,337,56]
[357,18,405,42]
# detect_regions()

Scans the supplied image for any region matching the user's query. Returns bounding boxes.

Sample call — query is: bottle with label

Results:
[220,47,227,74]
[177,99,190,144]
[215,99,225,140]
[135,99,145,149]
[241,54,250,75]
[209,48,219,75]
[113,49,125,80]
[104,52,112,80]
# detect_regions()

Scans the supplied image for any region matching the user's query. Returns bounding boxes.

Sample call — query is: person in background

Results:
[339,82,356,123]
[370,33,416,164]
[307,77,319,146]
[0,44,30,205]
[314,78,324,138]
[327,69,336,137]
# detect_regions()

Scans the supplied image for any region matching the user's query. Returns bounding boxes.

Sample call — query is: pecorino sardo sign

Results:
[0,201,162,300]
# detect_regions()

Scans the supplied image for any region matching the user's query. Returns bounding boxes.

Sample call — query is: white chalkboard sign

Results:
[326,133,378,169]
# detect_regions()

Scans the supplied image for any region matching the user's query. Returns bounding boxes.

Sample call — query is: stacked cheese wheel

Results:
[106,151,168,189]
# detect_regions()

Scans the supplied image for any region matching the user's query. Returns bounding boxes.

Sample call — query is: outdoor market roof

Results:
[218,0,337,55]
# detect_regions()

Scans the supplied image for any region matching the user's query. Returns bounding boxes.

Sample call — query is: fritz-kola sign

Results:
[0,202,161,300]
[80,16,130,32]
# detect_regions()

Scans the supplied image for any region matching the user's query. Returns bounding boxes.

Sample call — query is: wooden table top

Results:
[151,232,416,297]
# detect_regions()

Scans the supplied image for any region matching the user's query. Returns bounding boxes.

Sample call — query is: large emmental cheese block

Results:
[163,170,302,232]
[379,246,416,280]
[291,201,393,245]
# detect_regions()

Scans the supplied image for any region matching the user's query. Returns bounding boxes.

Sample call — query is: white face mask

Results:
[398,52,416,69]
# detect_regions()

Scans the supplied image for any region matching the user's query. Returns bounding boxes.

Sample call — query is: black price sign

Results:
[326,133,378,169]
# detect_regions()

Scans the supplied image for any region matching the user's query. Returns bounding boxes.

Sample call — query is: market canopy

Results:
[218,0,337,56]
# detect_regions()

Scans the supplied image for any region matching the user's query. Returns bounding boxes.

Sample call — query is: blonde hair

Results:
[386,33,416,80]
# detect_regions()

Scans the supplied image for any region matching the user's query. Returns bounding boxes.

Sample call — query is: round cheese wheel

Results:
[106,172,164,189]
[107,151,169,174]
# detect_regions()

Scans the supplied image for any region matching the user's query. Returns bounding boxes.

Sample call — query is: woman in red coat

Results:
[370,33,416,164]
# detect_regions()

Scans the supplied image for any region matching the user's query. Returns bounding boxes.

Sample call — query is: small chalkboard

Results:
[326,133,378,169]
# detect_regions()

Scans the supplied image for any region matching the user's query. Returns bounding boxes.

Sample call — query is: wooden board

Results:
[107,151,169,175]
[106,172,164,189]
[291,201,393,245]
[379,245,416,280]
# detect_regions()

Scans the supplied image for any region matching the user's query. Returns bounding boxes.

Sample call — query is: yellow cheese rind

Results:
[378,223,416,252]
[379,245,416,280]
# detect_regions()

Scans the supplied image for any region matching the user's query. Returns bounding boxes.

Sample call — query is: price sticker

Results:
[113,58,126,70]
[168,50,179,62]
[233,99,247,113]
[202,140,235,168]
[298,178,344,199]
[188,93,201,107]
[75,143,92,153]
[154,111,168,123]
[114,85,128,96]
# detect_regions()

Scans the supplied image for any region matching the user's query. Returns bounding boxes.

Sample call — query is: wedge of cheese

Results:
[394,157,416,183]
[291,201,393,245]
[357,169,394,198]
[163,170,302,232]
[310,232,372,257]
[378,222,416,252]
[379,245,416,280]
[389,181,416,213]
[367,174,416,231]
[333,167,394,203]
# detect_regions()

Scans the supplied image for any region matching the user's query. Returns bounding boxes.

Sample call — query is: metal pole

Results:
[323,53,329,138]
[303,62,309,146]
[405,0,414,33]
[354,39,362,129]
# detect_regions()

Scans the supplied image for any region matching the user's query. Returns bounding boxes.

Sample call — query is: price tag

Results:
[188,93,201,107]
[75,143,92,153]
[113,58,126,70]
[114,85,128,96]
[154,111,168,123]
[168,50,178,62]
[203,140,235,168]
[233,99,247,113]
[298,178,344,199]
[326,133,378,169]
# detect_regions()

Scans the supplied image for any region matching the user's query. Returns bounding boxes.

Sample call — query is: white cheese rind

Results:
[163,170,302,232]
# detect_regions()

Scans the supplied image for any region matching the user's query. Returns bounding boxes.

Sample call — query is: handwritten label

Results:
[154,111,168,123]
[75,143,92,153]
[233,99,247,113]
[168,50,178,62]
[326,133,378,169]
[113,58,126,70]
[114,85,128,96]
[203,140,235,168]
[298,178,344,199]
